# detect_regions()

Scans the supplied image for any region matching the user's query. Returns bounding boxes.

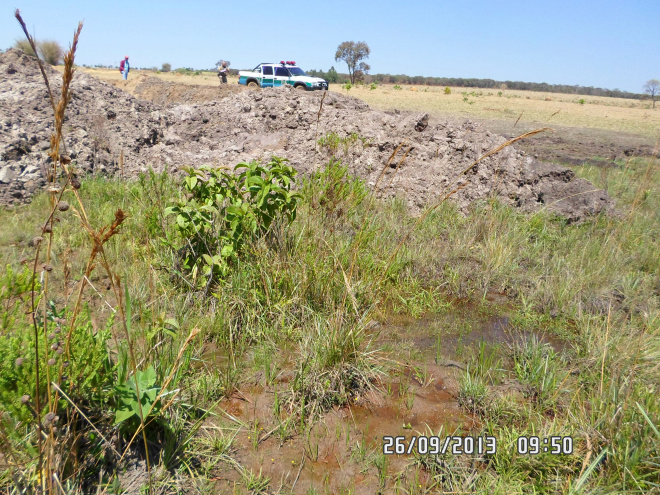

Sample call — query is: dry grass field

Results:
[331,83,660,139]
[61,66,238,86]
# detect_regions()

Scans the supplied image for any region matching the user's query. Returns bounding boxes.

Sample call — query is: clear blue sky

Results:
[2,0,658,93]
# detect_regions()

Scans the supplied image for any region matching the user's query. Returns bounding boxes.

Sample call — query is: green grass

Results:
[0,155,659,493]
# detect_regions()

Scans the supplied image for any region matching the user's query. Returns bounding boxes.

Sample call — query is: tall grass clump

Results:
[13,38,35,57]
[13,38,63,64]
[38,40,64,66]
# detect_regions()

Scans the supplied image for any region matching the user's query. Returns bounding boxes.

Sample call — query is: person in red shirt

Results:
[119,56,130,80]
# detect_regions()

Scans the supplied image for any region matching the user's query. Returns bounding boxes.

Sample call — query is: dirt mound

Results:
[0,48,613,220]
[1,48,167,203]
[110,73,245,106]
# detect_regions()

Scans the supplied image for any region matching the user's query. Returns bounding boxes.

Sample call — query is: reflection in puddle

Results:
[380,308,563,362]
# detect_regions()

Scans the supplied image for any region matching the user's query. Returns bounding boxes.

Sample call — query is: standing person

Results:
[218,61,228,84]
[119,56,130,80]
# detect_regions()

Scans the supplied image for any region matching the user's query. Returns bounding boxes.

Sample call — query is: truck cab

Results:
[238,62,329,91]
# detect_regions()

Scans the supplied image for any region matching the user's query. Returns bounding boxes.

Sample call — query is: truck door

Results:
[273,65,290,87]
[261,65,274,87]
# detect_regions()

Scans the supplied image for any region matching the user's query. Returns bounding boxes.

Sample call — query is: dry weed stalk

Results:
[13,11,56,113]
[15,10,84,488]
[119,149,125,179]
[384,145,413,190]
[314,91,327,154]
[548,109,561,121]
[12,11,159,492]
[513,111,524,128]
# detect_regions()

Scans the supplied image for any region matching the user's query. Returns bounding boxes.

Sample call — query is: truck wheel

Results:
[295,84,307,91]
[247,80,259,89]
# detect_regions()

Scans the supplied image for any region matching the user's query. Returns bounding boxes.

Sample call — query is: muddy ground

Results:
[0,48,627,221]
[194,305,562,495]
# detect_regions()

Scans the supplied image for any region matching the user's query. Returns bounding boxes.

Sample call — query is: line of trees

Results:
[320,40,649,99]
[308,66,646,99]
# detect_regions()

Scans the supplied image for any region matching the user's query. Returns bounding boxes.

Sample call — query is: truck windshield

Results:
[288,67,307,76]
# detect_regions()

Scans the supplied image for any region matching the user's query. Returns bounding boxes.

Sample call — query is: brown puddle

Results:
[380,305,564,363]
[349,371,473,446]
[200,297,568,494]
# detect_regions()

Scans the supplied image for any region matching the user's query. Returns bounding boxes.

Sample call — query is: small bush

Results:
[38,40,64,65]
[0,264,115,435]
[444,86,451,95]
[393,85,402,90]
[302,158,369,218]
[13,38,35,56]
[165,157,301,286]
[161,62,171,72]
[316,131,370,158]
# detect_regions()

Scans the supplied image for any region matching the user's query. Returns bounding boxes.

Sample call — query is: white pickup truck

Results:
[238,61,329,91]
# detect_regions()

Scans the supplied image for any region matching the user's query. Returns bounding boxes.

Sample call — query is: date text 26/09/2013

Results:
[382,436,574,456]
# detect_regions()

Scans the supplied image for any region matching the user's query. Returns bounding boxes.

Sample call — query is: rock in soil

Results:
[0,48,614,221]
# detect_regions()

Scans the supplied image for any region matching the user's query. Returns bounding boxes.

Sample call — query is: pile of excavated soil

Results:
[110,73,245,106]
[0,48,613,221]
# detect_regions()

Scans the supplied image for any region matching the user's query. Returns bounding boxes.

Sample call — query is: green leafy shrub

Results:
[342,83,352,91]
[369,82,377,90]
[1,265,38,332]
[165,158,301,285]
[444,86,451,95]
[393,85,402,90]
